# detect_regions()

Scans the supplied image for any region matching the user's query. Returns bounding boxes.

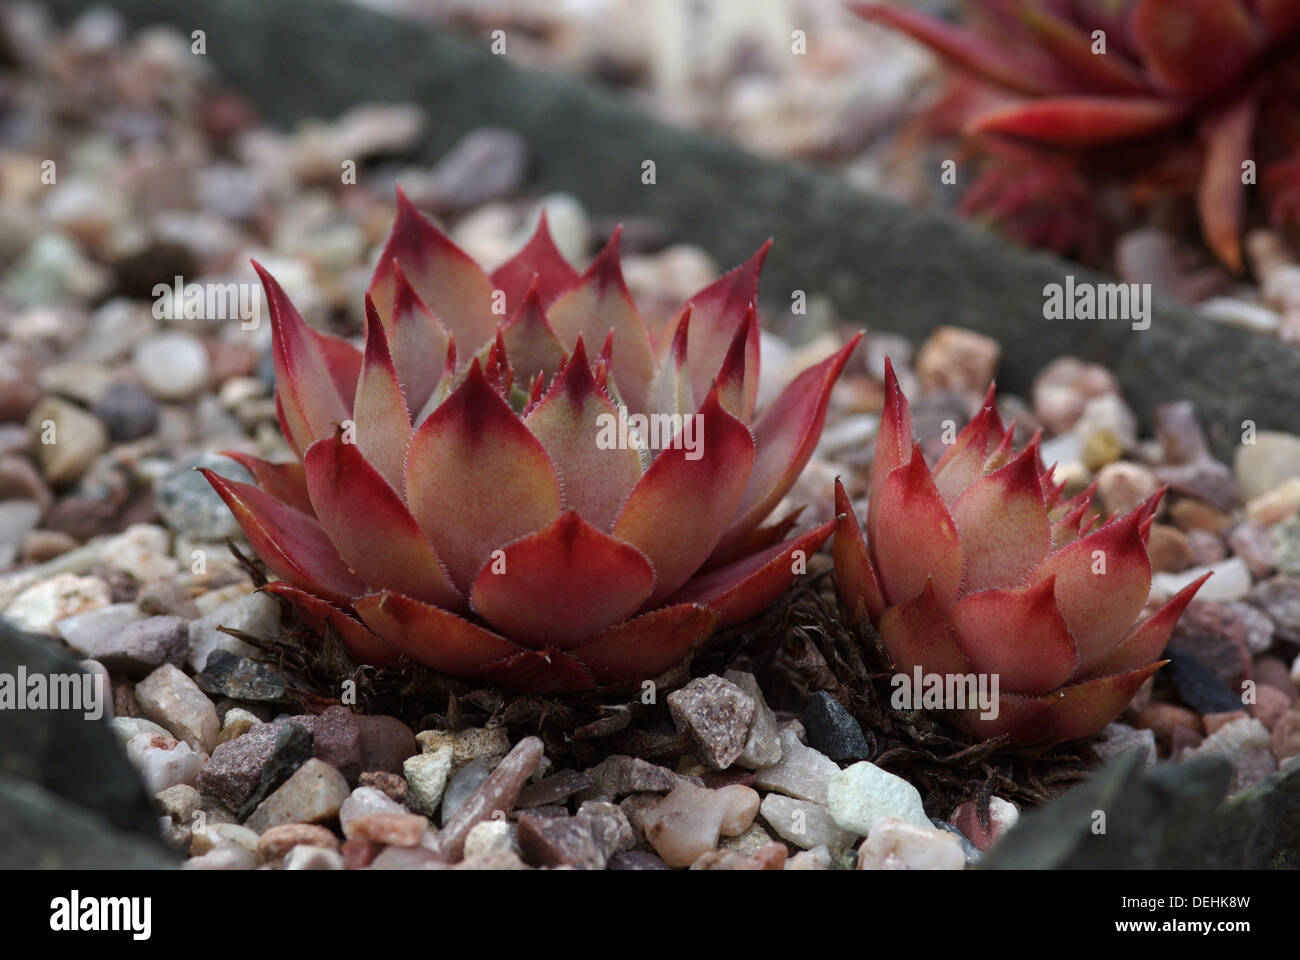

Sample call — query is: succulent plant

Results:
[853,0,1300,271]
[832,361,1207,746]
[202,190,858,693]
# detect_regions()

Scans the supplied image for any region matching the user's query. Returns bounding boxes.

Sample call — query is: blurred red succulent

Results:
[854,0,1300,271]
[203,189,858,693]
[832,361,1207,747]
[957,139,1104,259]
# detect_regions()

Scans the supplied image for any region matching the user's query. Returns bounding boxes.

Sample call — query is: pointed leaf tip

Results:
[369,187,495,351]
[721,332,861,551]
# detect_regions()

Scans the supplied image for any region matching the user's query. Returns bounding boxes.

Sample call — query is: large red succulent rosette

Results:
[833,360,1209,747]
[202,189,859,694]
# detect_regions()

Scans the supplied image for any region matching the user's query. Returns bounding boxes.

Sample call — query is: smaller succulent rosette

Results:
[832,360,1208,746]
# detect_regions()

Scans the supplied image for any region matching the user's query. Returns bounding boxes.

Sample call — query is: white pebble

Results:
[126,732,205,794]
[133,332,211,400]
[1184,717,1270,761]
[184,845,258,870]
[56,602,142,656]
[759,794,856,850]
[827,761,931,836]
[404,746,454,816]
[284,845,344,870]
[110,715,173,746]
[857,817,966,870]
[751,727,839,803]
[135,663,220,752]
[100,524,179,582]
[1150,557,1251,602]
[187,591,274,670]
[785,846,832,870]
[190,822,261,857]
[463,819,513,859]
[7,573,111,636]
[1200,297,1281,333]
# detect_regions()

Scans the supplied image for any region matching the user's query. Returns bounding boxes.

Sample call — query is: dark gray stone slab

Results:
[0,774,176,869]
[0,617,176,867]
[1200,761,1300,869]
[982,749,1300,869]
[979,751,1231,869]
[40,0,1300,460]
[0,618,157,834]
